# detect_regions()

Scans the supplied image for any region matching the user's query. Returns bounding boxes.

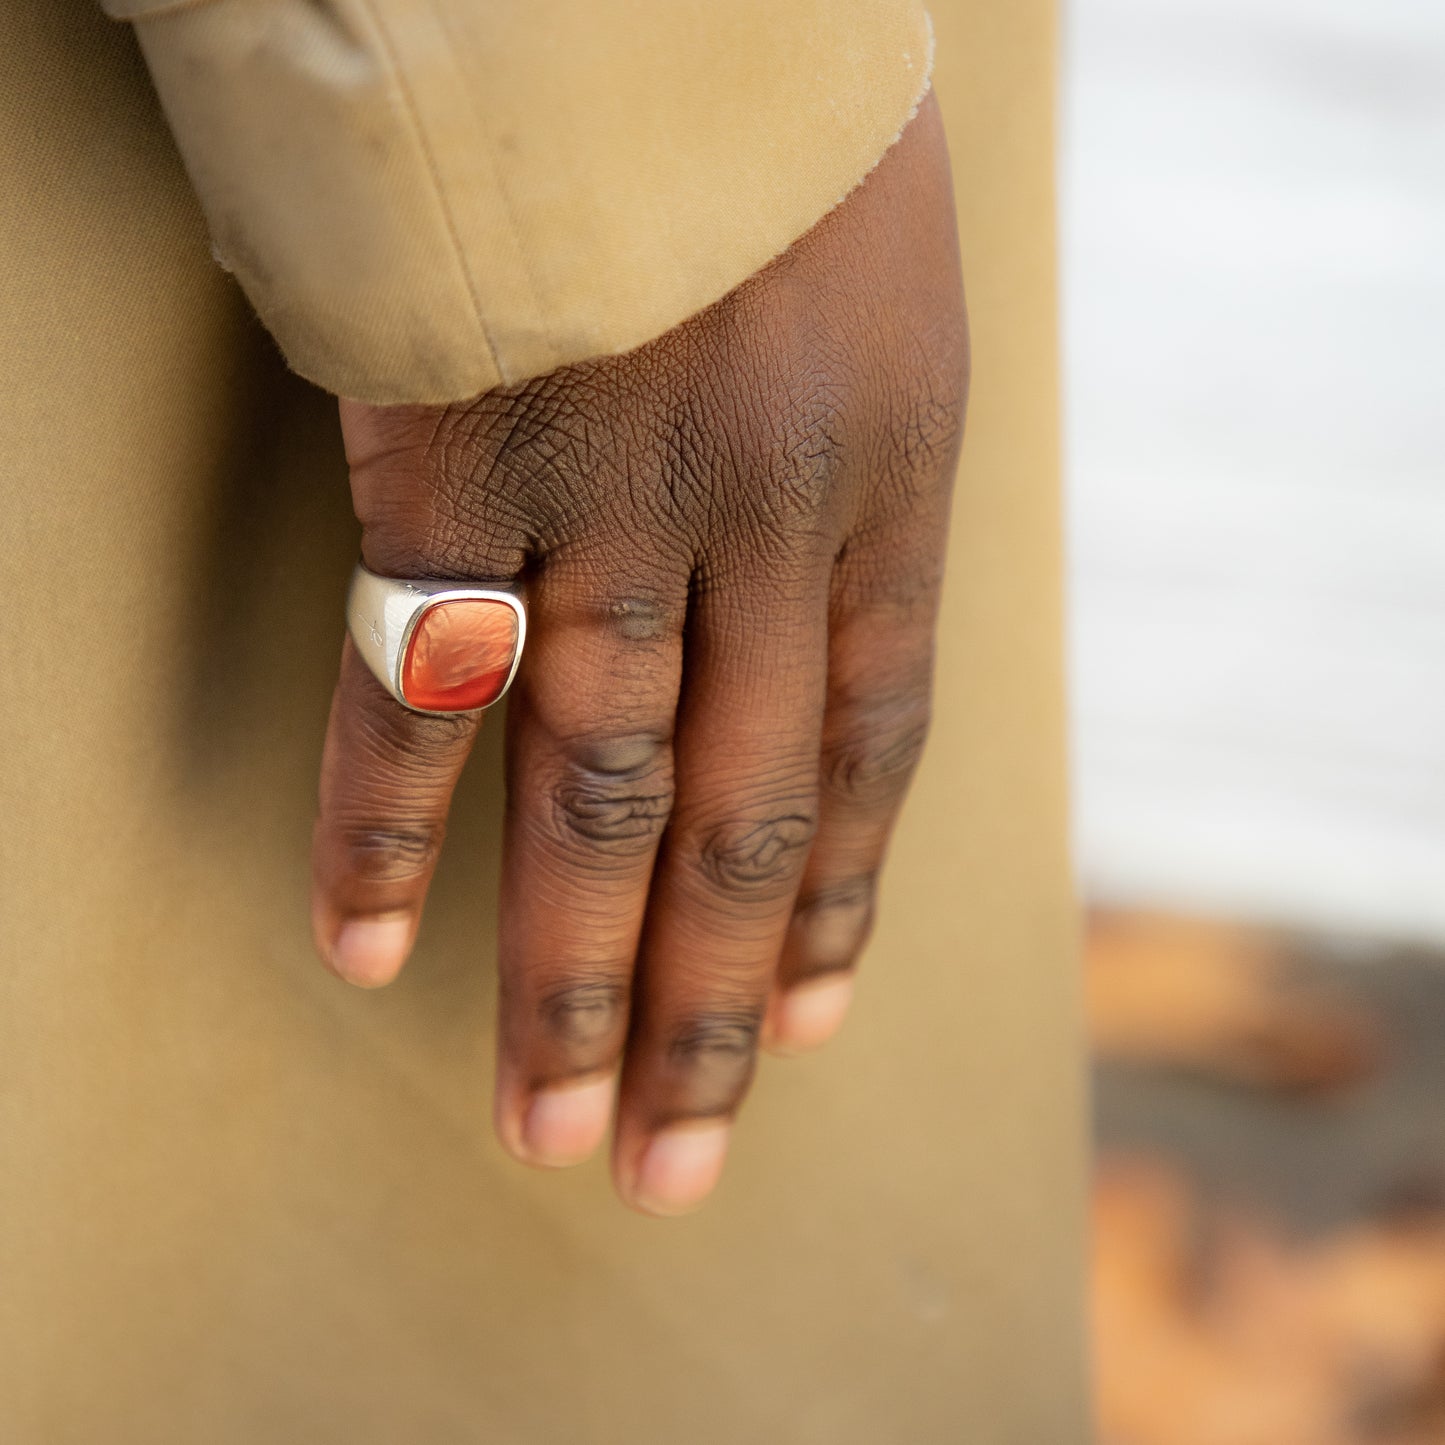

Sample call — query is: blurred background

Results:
[1061,0,1445,1439]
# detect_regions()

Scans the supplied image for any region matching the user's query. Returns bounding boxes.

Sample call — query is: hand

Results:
[310,93,967,1216]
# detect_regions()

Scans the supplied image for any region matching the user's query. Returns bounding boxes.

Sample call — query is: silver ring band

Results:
[346,562,527,715]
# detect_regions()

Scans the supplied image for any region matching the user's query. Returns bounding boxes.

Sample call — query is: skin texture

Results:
[310,93,968,1216]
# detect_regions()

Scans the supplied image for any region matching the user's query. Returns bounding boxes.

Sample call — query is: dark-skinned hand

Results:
[311,93,968,1216]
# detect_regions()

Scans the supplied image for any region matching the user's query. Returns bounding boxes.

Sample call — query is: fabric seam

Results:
[425,0,558,382]
[356,0,503,384]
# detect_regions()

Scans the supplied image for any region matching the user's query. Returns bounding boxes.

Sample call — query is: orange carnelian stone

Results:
[401,599,518,711]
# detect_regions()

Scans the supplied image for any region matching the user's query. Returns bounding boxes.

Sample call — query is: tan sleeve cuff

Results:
[104,0,213,17]
[110,0,934,404]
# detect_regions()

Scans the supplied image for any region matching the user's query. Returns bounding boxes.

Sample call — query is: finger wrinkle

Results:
[536,978,629,1049]
[696,811,816,901]
[330,822,444,885]
[549,778,673,853]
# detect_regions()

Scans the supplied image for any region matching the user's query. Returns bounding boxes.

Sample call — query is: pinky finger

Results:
[765,603,936,1054]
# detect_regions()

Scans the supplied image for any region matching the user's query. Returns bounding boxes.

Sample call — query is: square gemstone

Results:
[400,598,519,712]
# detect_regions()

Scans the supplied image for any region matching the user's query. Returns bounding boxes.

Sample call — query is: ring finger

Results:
[612,558,831,1216]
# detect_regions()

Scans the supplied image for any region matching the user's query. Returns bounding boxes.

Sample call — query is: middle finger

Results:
[493,543,689,1169]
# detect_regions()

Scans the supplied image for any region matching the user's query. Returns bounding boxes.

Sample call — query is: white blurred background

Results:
[1063,0,1445,941]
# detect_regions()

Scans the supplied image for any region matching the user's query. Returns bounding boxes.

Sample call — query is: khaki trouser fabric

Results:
[0,3,1086,1441]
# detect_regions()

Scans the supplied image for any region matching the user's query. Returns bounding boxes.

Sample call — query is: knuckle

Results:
[537,977,629,1050]
[335,821,443,885]
[696,808,817,903]
[551,777,672,854]
[824,701,931,806]
[891,363,968,486]
[668,1008,763,1067]
[546,736,675,861]
[601,595,684,645]
[792,875,876,971]
[658,999,762,1121]
[656,1003,763,1119]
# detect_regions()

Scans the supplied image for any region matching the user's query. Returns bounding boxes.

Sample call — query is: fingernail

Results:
[629,1121,730,1217]
[330,916,412,988]
[520,1076,615,1168]
[769,974,854,1054]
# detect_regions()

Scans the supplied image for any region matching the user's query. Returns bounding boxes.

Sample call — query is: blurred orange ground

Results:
[1089,914,1445,1445]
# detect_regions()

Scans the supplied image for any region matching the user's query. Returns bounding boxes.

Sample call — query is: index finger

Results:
[310,639,480,987]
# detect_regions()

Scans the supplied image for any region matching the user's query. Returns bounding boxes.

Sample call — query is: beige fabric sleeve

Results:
[100,0,933,403]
